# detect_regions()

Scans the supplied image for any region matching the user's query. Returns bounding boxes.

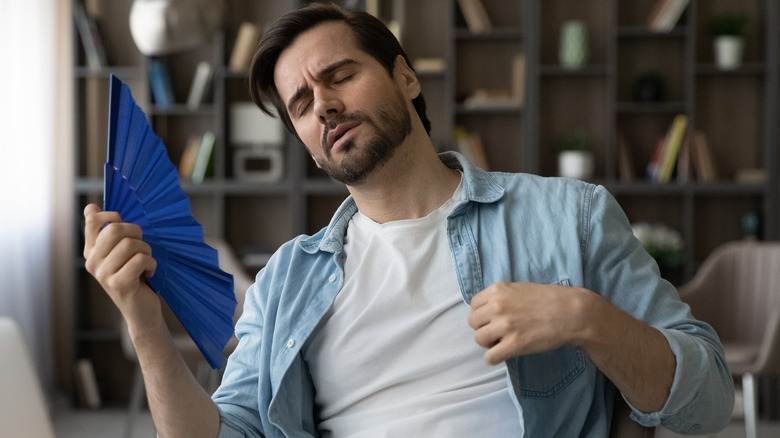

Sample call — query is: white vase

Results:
[558,151,594,180]
[713,35,744,70]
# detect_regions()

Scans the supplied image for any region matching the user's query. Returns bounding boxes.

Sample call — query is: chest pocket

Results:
[505,277,586,399]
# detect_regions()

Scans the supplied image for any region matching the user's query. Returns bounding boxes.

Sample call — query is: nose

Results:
[313,86,344,123]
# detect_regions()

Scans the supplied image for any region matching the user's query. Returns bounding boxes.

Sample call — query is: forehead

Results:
[274,21,366,95]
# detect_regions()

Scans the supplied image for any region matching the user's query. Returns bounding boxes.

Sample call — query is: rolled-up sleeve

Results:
[585,185,735,433]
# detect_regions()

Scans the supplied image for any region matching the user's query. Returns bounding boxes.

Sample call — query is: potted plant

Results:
[709,12,749,70]
[554,128,594,180]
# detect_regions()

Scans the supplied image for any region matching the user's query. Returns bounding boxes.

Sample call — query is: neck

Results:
[346,133,460,224]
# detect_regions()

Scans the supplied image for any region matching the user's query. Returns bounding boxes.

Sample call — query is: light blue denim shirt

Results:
[213,152,734,437]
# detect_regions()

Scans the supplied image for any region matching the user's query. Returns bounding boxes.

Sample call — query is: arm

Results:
[83,204,220,438]
[468,281,674,412]
[468,184,733,432]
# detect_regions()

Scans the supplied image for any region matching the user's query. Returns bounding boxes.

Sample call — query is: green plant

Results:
[554,128,591,153]
[709,12,749,37]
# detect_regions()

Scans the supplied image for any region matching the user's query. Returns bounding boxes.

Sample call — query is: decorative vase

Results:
[129,0,224,56]
[713,35,744,70]
[558,151,594,180]
[559,20,588,69]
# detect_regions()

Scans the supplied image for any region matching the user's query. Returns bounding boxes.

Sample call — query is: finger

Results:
[84,205,122,257]
[470,281,512,310]
[89,222,144,262]
[473,323,503,350]
[110,251,157,289]
[467,304,491,330]
[92,238,155,293]
[484,340,516,366]
[85,223,147,278]
[98,235,153,276]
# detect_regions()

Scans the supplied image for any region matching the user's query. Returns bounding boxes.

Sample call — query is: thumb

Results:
[84,203,103,218]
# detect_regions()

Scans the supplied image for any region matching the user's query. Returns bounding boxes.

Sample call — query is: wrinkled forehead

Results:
[273,21,362,99]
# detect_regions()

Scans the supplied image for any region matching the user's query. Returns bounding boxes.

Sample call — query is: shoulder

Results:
[487,172,601,211]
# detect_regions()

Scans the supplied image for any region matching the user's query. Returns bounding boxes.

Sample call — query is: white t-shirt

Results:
[302,177,521,437]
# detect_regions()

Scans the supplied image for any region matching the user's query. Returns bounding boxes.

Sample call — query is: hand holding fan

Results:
[104,74,236,369]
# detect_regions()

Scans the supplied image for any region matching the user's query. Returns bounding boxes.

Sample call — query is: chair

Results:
[0,317,56,438]
[677,241,780,438]
[609,396,655,438]
[122,238,254,438]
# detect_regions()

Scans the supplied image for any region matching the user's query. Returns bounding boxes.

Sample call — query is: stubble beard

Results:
[316,89,412,186]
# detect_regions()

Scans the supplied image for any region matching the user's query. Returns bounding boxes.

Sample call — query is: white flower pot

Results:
[714,36,744,70]
[558,151,594,180]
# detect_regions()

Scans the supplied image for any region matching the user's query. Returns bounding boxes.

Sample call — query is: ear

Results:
[392,55,421,100]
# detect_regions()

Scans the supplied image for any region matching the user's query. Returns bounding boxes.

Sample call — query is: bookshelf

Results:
[67,0,779,403]
[452,0,778,283]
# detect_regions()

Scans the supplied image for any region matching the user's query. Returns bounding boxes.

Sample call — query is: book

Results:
[454,126,490,171]
[675,130,692,184]
[148,57,175,109]
[657,114,688,182]
[616,132,635,182]
[646,136,666,181]
[413,57,447,74]
[457,0,492,34]
[186,61,214,111]
[179,135,202,180]
[75,358,101,409]
[463,89,519,109]
[72,1,108,70]
[191,131,216,184]
[647,0,691,32]
[690,130,718,182]
[511,54,526,106]
[229,22,262,71]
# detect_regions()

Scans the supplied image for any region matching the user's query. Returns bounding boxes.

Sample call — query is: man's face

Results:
[273,21,416,185]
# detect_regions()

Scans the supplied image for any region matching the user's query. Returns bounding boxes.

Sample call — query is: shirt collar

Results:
[299,151,505,254]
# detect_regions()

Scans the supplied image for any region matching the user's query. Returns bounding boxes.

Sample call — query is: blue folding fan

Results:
[104,74,236,369]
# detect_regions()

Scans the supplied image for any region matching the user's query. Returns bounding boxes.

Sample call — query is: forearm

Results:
[576,291,675,413]
[129,313,221,438]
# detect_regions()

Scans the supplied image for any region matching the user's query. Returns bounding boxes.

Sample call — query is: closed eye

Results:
[333,73,354,85]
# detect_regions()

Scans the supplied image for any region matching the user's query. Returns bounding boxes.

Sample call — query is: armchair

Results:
[678,241,780,438]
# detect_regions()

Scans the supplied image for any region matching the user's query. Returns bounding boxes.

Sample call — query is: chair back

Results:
[681,242,780,346]
[0,317,56,438]
[679,241,780,376]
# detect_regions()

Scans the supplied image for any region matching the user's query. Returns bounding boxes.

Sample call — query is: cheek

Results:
[294,121,323,154]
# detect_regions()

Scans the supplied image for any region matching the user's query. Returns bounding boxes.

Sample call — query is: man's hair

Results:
[247,2,431,136]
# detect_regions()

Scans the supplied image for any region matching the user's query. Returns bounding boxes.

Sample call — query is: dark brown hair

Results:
[247,2,431,136]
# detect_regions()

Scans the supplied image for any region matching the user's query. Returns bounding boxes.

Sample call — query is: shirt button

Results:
[287,339,295,348]
[328,274,336,282]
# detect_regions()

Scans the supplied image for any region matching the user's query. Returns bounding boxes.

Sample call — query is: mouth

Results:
[325,120,362,152]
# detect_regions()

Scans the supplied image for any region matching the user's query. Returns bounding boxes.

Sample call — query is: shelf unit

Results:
[452,0,778,283]
[66,0,778,402]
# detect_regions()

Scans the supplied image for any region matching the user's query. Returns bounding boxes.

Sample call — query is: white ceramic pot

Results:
[558,150,594,180]
[713,35,744,70]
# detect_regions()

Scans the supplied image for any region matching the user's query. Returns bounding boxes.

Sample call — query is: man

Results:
[83,3,734,437]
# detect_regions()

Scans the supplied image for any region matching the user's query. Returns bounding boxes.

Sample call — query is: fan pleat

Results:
[104,74,236,370]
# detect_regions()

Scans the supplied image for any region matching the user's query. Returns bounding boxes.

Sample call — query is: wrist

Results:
[567,288,614,350]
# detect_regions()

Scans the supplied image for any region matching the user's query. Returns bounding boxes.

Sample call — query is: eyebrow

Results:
[286,59,359,115]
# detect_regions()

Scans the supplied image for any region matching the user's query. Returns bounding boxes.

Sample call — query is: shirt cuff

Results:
[627,327,734,434]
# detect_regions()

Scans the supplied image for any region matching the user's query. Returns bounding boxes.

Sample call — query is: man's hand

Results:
[83,203,221,437]
[467,281,588,365]
[83,203,160,326]
[467,280,675,412]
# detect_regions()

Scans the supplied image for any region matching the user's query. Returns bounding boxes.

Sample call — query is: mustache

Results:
[321,112,371,148]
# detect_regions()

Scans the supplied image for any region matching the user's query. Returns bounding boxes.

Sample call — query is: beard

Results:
[315,88,412,186]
